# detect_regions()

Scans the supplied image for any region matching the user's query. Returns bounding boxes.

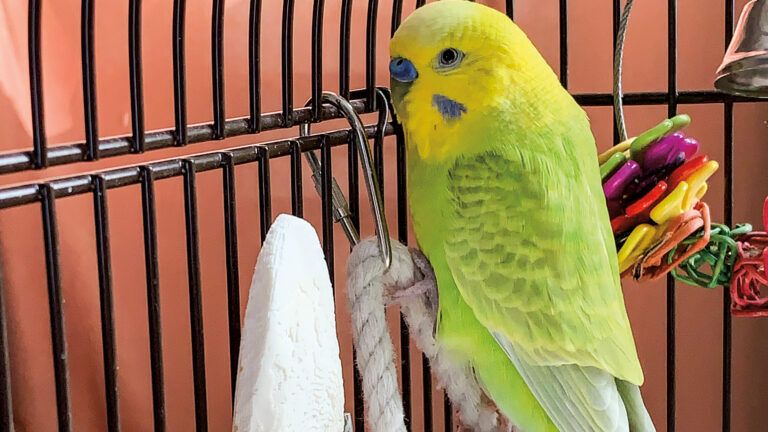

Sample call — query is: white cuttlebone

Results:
[232,214,344,432]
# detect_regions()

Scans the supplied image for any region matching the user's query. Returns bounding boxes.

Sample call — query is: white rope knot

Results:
[347,239,413,432]
[347,238,513,432]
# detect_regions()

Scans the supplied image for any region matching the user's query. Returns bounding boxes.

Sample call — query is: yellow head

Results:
[390,0,563,162]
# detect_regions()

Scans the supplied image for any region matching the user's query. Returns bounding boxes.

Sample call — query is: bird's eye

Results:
[437,48,463,69]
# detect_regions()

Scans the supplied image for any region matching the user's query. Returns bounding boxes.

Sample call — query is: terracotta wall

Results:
[0,0,766,431]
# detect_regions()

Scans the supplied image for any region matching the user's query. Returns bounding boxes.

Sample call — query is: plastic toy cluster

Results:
[599,115,768,317]
[599,114,719,281]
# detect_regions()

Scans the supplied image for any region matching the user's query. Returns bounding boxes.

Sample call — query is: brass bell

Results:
[715,0,768,98]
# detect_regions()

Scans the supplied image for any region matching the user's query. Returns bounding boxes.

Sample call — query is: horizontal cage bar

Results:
[1,90,765,177]
[0,124,393,210]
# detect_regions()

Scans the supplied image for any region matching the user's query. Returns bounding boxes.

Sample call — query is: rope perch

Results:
[347,239,409,432]
[347,238,515,432]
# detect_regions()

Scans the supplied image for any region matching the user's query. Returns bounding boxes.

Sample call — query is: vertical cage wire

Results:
[140,166,167,432]
[340,0,354,100]
[182,160,209,432]
[92,176,120,431]
[385,3,416,429]
[172,0,188,146]
[406,1,433,427]
[221,152,242,403]
[330,100,362,432]
[343,132,365,432]
[81,0,99,159]
[381,11,415,417]
[27,0,48,169]
[559,0,568,89]
[311,0,326,121]
[0,247,11,430]
[256,147,273,242]
[128,0,145,153]
[392,98,414,432]
[289,141,304,217]
[667,0,679,430]
[212,0,227,140]
[248,0,263,133]
[365,0,380,110]
[722,1,735,430]
[40,185,72,432]
[28,0,46,168]
[281,0,296,128]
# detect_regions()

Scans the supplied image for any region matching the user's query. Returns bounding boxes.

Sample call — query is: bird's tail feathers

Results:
[616,379,656,432]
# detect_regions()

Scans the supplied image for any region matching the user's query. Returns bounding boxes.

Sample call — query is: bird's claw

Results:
[407,248,439,317]
[383,248,439,317]
[409,248,436,282]
[386,280,433,303]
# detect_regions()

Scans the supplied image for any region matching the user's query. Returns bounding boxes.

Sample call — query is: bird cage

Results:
[0,1,766,431]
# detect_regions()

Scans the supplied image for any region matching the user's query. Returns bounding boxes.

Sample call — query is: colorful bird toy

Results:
[601,114,717,279]
[601,114,768,318]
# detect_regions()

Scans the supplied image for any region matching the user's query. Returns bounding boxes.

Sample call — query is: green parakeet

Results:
[389,2,655,431]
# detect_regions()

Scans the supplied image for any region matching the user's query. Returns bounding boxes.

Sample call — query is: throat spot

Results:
[432,94,467,121]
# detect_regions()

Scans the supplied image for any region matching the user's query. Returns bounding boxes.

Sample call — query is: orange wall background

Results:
[0,0,766,431]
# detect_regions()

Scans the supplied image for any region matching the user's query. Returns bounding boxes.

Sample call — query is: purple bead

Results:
[603,160,641,201]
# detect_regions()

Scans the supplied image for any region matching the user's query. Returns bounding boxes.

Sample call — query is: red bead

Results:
[612,213,641,234]
[668,154,709,189]
[626,181,669,217]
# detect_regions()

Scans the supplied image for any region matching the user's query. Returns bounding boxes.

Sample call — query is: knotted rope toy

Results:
[346,239,409,432]
[669,199,768,317]
[671,222,752,289]
[347,238,516,432]
[730,198,768,317]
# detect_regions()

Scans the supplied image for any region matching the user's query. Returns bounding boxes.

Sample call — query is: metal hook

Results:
[299,91,392,269]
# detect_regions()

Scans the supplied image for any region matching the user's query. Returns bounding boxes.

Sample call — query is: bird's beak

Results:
[389,57,418,83]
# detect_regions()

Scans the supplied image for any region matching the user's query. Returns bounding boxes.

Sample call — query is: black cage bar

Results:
[1,1,766,431]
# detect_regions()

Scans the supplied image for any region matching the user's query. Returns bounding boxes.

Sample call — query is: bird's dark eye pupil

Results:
[441,49,457,64]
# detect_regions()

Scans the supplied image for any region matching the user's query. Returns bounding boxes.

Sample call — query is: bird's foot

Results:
[407,248,439,316]
[383,248,439,317]
[386,275,433,303]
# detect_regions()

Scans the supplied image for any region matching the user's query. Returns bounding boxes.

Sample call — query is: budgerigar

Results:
[389,2,655,431]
